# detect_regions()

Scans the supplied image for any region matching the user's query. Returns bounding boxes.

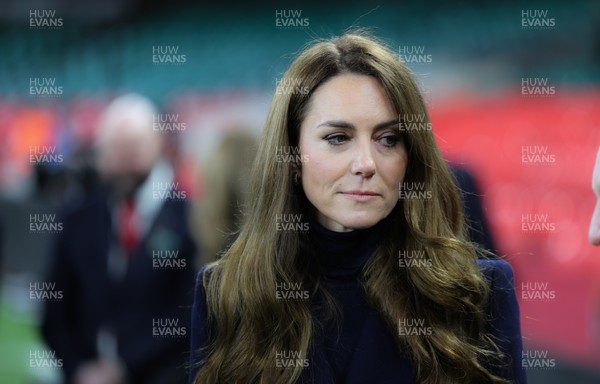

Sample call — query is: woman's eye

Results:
[379,134,400,147]
[325,134,348,146]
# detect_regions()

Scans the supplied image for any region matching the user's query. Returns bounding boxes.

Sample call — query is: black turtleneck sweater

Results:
[309,218,386,381]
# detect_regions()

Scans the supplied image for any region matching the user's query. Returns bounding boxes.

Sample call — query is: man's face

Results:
[97,120,159,199]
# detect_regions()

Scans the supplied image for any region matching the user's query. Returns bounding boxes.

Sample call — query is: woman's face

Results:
[299,73,408,232]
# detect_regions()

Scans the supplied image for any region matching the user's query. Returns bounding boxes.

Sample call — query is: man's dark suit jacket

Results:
[42,186,197,384]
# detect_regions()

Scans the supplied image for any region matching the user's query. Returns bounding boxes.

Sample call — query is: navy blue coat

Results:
[188,259,526,383]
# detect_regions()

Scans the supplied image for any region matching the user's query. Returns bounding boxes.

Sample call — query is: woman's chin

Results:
[329,214,385,231]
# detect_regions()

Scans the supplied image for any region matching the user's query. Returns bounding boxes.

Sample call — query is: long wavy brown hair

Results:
[193,32,510,384]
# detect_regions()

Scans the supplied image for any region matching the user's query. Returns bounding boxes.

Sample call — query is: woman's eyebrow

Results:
[316,118,400,130]
[375,119,401,130]
[317,120,354,129]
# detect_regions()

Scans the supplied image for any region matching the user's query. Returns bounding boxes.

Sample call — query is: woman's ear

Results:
[291,162,302,186]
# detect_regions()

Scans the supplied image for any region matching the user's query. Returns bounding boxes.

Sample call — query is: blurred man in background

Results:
[41,94,197,384]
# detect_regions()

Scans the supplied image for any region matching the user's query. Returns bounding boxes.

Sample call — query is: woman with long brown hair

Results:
[189,32,526,384]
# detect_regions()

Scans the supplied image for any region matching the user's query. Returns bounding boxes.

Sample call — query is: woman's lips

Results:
[340,190,381,202]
